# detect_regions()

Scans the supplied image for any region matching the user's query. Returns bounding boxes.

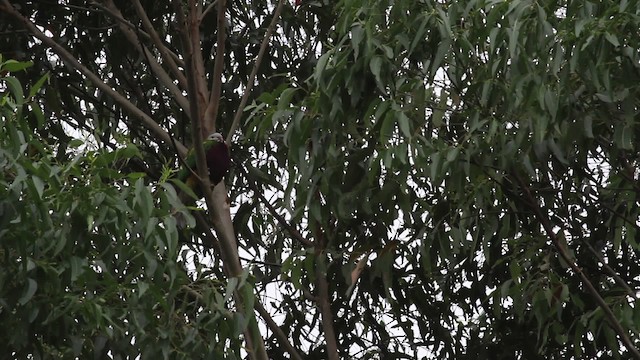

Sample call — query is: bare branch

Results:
[98,0,191,115]
[89,1,184,67]
[185,0,209,136]
[200,0,219,21]
[255,301,304,360]
[203,0,227,133]
[584,240,637,299]
[226,0,286,143]
[131,0,188,90]
[0,0,187,157]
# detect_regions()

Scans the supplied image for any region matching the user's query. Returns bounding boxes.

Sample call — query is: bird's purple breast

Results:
[206,143,231,185]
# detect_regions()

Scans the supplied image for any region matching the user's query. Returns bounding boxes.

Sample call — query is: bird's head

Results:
[207,132,224,143]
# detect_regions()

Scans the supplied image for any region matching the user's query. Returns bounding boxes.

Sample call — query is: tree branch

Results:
[89,1,184,67]
[175,1,267,359]
[226,0,286,143]
[311,216,339,360]
[131,0,188,90]
[254,301,304,360]
[203,0,227,133]
[583,239,637,299]
[0,0,187,157]
[99,0,191,115]
[240,165,313,247]
[316,259,340,360]
[512,172,640,360]
[189,1,209,135]
[200,0,219,21]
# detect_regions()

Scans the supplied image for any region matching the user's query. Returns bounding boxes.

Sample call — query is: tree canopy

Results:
[1,0,640,359]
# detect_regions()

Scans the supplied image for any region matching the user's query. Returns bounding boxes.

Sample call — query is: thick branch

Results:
[0,0,187,157]
[200,0,219,21]
[316,259,340,360]
[226,0,286,143]
[312,218,339,360]
[175,1,267,359]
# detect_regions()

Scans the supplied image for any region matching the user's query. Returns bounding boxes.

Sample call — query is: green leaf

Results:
[575,19,589,37]
[369,56,384,91]
[430,151,442,182]
[31,176,44,199]
[138,281,149,297]
[604,32,619,47]
[1,59,33,72]
[278,87,299,110]
[30,102,45,128]
[4,76,24,105]
[18,278,38,305]
[233,313,248,337]
[379,110,395,143]
[68,139,84,148]
[583,116,594,138]
[397,111,411,138]
[314,51,332,83]
[134,178,153,222]
[69,256,85,282]
[614,122,634,150]
[508,22,520,59]
[445,147,459,163]
[431,91,447,127]
[430,39,450,78]
[351,23,364,59]
[533,115,548,144]
[28,72,50,98]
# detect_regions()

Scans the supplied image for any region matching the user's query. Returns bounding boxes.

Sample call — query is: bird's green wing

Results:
[176,139,215,182]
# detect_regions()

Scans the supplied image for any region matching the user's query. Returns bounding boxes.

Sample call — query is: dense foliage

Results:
[1,0,639,359]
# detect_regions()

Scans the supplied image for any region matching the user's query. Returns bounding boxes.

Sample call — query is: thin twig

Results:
[226,0,286,143]
[240,165,313,247]
[583,240,637,299]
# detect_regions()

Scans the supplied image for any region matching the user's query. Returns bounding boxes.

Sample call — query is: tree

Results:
[1,0,639,359]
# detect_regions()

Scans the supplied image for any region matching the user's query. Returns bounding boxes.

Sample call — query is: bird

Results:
[176,132,231,203]
[173,132,230,231]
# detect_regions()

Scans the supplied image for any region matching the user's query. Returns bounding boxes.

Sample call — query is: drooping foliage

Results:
[0,61,249,358]
[1,0,639,359]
